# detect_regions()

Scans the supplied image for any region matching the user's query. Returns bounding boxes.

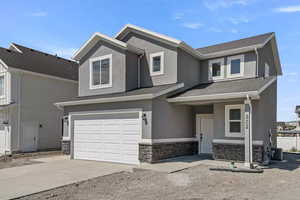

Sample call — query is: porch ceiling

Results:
[167,76,276,104]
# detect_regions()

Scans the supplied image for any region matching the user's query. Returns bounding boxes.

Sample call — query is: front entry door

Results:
[22,121,39,152]
[196,115,214,154]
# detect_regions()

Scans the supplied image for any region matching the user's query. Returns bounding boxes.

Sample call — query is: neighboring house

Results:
[55,24,281,164]
[0,43,78,154]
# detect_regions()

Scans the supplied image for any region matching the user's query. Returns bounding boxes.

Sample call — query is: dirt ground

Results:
[0,151,61,170]
[17,153,300,200]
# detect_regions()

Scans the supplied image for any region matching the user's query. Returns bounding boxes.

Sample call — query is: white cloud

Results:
[173,12,184,20]
[208,27,223,33]
[274,5,300,13]
[46,47,77,59]
[203,0,253,10]
[227,16,250,24]
[29,11,48,17]
[182,23,204,29]
[230,28,239,33]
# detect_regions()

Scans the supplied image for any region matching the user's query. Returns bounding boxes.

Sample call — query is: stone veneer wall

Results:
[139,141,198,163]
[61,140,71,155]
[212,143,264,163]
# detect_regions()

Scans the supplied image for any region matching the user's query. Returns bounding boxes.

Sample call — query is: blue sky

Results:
[0,0,299,121]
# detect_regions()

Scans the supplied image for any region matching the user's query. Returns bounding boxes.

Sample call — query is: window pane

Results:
[152,56,161,72]
[92,61,100,86]
[230,109,241,120]
[101,58,110,84]
[0,76,4,96]
[230,122,241,133]
[212,63,221,77]
[231,59,241,74]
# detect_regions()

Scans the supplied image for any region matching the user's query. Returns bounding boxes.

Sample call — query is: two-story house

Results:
[0,43,78,155]
[55,24,281,165]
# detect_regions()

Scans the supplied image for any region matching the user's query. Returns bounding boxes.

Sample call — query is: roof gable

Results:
[72,32,144,61]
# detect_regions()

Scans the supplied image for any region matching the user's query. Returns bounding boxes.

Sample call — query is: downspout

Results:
[255,48,259,77]
[137,53,144,89]
[17,72,22,152]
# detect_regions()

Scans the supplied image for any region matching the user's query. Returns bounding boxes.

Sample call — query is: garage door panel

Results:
[73,114,140,164]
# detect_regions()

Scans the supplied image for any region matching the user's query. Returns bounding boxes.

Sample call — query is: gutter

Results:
[55,83,184,108]
[255,48,259,77]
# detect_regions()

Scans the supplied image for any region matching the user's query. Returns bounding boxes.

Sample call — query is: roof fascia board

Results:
[201,44,262,59]
[257,77,277,94]
[167,91,260,103]
[8,67,78,83]
[55,83,184,107]
[115,24,204,59]
[0,59,9,69]
[9,43,23,53]
[73,32,129,61]
[115,24,181,45]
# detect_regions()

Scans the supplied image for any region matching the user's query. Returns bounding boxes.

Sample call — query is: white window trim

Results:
[150,51,164,76]
[225,104,245,138]
[227,54,244,78]
[89,54,112,89]
[0,73,6,99]
[209,58,225,81]
[265,63,270,77]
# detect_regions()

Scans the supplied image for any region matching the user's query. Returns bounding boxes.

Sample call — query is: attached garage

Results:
[71,111,142,164]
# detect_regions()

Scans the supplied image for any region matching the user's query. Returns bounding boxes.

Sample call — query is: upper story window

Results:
[227,54,244,78]
[209,58,224,81]
[150,52,164,76]
[265,63,270,77]
[0,75,4,98]
[89,54,112,89]
[225,104,245,137]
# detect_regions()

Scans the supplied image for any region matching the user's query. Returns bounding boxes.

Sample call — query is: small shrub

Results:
[290,147,298,152]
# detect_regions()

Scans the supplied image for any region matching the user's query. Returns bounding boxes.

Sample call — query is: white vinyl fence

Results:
[277,136,300,151]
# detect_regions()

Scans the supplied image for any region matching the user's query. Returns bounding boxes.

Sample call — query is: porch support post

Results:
[244,97,253,168]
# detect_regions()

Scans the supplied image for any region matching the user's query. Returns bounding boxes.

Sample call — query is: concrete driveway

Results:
[0,155,134,200]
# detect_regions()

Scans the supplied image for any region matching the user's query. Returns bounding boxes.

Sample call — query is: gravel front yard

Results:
[17,153,300,200]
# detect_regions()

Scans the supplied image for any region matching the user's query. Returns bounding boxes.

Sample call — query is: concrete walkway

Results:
[0,155,134,200]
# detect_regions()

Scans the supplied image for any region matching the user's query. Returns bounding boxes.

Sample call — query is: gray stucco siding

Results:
[79,40,127,96]
[258,40,277,77]
[152,97,194,139]
[252,80,277,146]
[122,32,178,87]
[125,51,138,91]
[64,100,152,139]
[177,48,201,88]
[200,51,257,83]
[19,72,78,151]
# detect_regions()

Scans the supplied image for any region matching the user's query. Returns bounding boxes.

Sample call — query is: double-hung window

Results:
[89,54,112,89]
[0,75,5,98]
[225,104,244,137]
[265,63,270,77]
[150,52,164,76]
[227,55,244,78]
[209,58,224,80]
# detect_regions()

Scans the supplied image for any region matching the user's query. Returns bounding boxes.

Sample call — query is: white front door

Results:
[22,121,39,152]
[0,124,7,154]
[196,115,214,154]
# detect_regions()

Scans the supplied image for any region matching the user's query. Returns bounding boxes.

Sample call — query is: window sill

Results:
[62,137,70,141]
[90,84,112,90]
[225,132,244,138]
[150,72,164,77]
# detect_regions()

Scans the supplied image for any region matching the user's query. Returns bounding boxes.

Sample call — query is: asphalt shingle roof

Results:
[60,83,181,102]
[0,43,78,81]
[196,32,273,55]
[169,76,275,98]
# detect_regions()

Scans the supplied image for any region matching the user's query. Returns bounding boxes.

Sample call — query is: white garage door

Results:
[73,112,141,164]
